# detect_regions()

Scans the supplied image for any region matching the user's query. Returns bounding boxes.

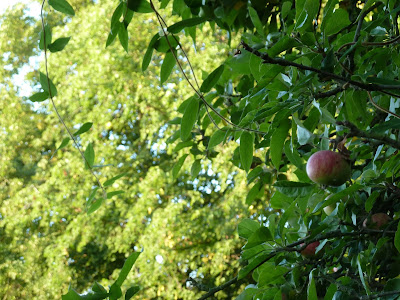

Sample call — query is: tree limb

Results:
[359,290,400,300]
[240,41,400,92]
[196,276,239,300]
[194,228,395,299]
[337,121,400,149]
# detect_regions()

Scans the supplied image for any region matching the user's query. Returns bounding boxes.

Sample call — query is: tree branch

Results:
[196,276,238,300]
[359,290,400,300]
[194,228,395,299]
[314,86,345,99]
[337,121,400,149]
[240,41,400,92]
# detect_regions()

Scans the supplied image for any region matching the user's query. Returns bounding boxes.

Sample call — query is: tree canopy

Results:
[1,0,400,299]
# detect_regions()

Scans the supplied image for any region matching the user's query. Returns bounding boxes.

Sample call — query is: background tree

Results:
[2,0,400,299]
[0,1,248,299]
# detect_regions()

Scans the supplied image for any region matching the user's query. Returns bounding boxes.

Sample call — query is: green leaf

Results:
[29,91,49,102]
[87,187,99,204]
[61,288,81,300]
[173,141,194,152]
[107,190,125,199]
[115,252,141,286]
[167,17,207,34]
[307,270,318,300]
[273,181,313,198]
[365,191,379,213]
[323,9,350,36]
[92,282,107,294]
[270,191,292,209]
[191,159,201,179]
[73,122,93,136]
[87,198,104,215]
[200,64,224,93]
[324,284,338,300]
[312,100,336,124]
[238,218,260,239]
[142,33,159,71]
[103,173,127,187]
[39,24,52,50]
[49,137,70,162]
[239,131,254,173]
[172,154,189,179]
[238,252,270,280]
[281,1,292,19]
[160,50,176,84]
[154,36,179,53]
[293,115,313,145]
[395,221,400,254]
[48,0,75,16]
[125,286,140,300]
[118,25,129,52]
[109,283,122,300]
[127,0,153,13]
[123,8,134,28]
[295,0,319,34]
[106,22,121,47]
[313,184,363,213]
[48,37,71,52]
[246,182,262,205]
[270,117,290,170]
[84,142,95,169]
[258,264,288,286]
[248,7,264,36]
[357,254,370,295]
[180,97,199,141]
[384,278,400,295]
[208,128,229,149]
[243,227,272,250]
[284,140,304,170]
[39,72,58,97]
[111,2,125,31]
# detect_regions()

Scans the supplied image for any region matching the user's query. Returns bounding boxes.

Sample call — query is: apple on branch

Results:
[306,150,351,186]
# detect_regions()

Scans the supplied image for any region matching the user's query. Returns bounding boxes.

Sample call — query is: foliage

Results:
[2,0,400,299]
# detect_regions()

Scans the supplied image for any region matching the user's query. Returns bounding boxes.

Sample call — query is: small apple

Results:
[323,204,336,216]
[300,241,320,258]
[306,150,351,186]
[363,213,391,229]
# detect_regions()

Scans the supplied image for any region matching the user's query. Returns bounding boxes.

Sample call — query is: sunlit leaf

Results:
[48,0,75,16]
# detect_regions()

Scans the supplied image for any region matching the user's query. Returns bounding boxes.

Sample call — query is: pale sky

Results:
[0,0,23,12]
[1,0,42,98]
[0,0,41,15]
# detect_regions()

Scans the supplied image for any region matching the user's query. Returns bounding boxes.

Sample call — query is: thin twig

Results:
[367,91,400,119]
[337,35,400,53]
[40,0,107,199]
[337,120,400,149]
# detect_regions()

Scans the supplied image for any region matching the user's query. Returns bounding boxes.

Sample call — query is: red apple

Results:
[300,241,320,258]
[363,213,391,229]
[306,150,351,186]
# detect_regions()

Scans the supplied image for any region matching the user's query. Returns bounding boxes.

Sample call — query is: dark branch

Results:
[194,228,396,299]
[240,41,400,92]
[197,276,239,300]
[359,290,400,300]
[315,86,345,99]
[337,121,400,149]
